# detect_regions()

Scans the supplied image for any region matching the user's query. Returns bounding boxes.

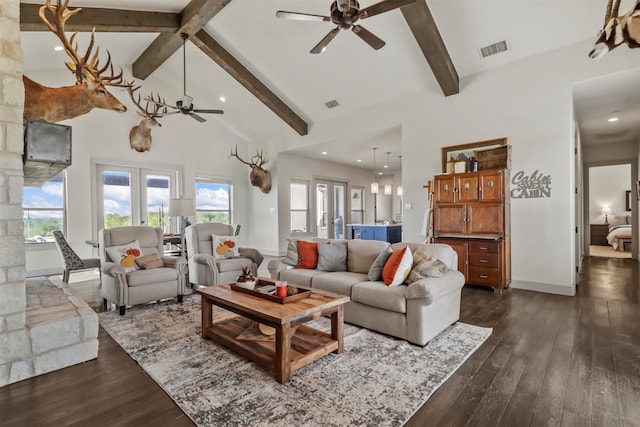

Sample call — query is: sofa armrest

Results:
[102,261,126,276]
[405,270,465,303]
[268,258,292,280]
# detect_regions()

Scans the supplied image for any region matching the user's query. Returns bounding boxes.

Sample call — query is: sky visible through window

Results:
[23,172,63,211]
[196,182,230,211]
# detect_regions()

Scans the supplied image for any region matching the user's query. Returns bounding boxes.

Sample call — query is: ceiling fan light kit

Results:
[276,0,416,54]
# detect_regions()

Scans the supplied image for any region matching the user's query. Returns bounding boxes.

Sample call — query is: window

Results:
[350,187,364,224]
[195,177,232,224]
[290,180,310,232]
[23,172,65,243]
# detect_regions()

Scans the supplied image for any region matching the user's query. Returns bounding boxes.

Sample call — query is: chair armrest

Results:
[192,253,218,271]
[405,270,465,302]
[267,258,292,280]
[162,256,188,275]
[102,261,126,276]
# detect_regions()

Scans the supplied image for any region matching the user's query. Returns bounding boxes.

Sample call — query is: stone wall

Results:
[0,1,98,387]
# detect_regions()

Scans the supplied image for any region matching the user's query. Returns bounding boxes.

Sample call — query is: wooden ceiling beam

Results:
[20,3,180,33]
[192,30,308,136]
[401,1,459,96]
[132,0,229,80]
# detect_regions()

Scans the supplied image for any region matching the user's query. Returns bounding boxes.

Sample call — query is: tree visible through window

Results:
[195,178,232,224]
[23,172,65,243]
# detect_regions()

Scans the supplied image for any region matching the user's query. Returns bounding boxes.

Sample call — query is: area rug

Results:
[99,295,491,427]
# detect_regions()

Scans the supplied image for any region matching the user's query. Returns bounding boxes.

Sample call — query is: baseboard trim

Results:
[26,268,62,278]
[509,280,575,296]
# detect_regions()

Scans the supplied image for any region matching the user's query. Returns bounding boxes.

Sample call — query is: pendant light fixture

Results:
[383,152,392,194]
[371,148,378,194]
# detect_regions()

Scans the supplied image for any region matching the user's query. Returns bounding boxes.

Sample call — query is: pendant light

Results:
[383,152,392,194]
[371,148,378,194]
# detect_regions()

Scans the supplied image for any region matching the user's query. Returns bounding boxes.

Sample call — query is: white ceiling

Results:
[20,0,640,169]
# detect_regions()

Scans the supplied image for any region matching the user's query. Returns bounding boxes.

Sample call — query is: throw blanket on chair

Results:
[238,247,264,268]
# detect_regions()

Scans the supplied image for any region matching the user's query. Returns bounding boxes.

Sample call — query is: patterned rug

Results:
[99,295,491,427]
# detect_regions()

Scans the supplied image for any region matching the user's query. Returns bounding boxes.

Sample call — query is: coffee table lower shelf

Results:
[203,316,339,381]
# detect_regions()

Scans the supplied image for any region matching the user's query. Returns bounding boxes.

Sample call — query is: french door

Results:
[96,164,177,232]
[315,179,347,239]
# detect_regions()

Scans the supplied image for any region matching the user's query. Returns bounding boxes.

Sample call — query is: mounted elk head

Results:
[23,0,129,124]
[125,82,166,152]
[229,146,272,194]
[589,0,640,58]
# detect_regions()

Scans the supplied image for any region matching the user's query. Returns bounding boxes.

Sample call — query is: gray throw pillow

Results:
[406,247,449,284]
[283,238,299,266]
[368,246,393,281]
[317,242,347,272]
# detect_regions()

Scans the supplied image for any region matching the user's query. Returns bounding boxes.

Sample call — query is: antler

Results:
[39,0,126,86]
[250,148,269,168]
[604,0,620,25]
[229,146,254,166]
[125,82,167,119]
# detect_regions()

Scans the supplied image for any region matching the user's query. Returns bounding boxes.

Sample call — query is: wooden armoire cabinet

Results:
[433,169,511,293]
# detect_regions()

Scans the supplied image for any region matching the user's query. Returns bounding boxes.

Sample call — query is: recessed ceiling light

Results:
[322,151,327,155]
[321,47,327,53]
[356,159,362,163]
[608,111,620,122]
[384,165,388,168]
[54,45,64,51]
[378,172,383,175]
[219,96,226,103]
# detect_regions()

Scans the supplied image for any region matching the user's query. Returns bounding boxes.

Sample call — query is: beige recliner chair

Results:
[99,226,187,315]
[185,223,257,287]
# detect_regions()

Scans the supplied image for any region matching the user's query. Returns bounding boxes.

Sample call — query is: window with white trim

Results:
[195,177,232,224]
[290,179,310,233]
[23,171,65,243]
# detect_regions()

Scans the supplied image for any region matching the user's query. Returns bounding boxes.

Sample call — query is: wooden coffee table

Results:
[196,283,350,384]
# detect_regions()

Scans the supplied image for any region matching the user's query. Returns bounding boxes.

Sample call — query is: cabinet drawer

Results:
[468,267,501,285]
[468,253,499,268]
[469,241,500,253]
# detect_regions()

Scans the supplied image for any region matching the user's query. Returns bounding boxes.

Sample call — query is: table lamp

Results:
[601,206,611,224]
[169,198,195,257]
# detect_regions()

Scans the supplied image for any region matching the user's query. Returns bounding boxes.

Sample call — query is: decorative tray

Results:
[230,278,311,304]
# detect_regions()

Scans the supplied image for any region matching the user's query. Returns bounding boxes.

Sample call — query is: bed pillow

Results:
[382,246,413,286]
[105,240,142,273]
[368,246,393,281]
[283,238,299,266]
[296,240,318,269]
[406,247,449,284]
[212,235,239,259]
[317,241,347,272]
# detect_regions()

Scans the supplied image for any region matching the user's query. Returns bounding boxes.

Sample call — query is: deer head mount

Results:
[23,0,129,124]
[125,82,167,152]
[229,146,272,194]
[589,0,640,58]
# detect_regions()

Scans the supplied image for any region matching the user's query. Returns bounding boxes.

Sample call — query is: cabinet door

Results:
[373,227,386,242]
[479,170,503,202]
[457,174,479,202]
[435,175,456,203]
[434,205,467,235]
[467,204,504,236]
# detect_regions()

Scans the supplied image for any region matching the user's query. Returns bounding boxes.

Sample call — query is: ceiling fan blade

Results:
[310,27,341,54]
[352,25,385,50]
[193,109,224,114]
[157,110,181,116]
[358,0,415,19]
[276,11,331,22]
[189,113,207,123]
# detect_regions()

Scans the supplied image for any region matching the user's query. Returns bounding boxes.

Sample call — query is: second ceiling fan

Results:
[276,0,415,54]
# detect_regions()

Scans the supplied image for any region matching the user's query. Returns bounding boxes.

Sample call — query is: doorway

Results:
[315,179,347,239]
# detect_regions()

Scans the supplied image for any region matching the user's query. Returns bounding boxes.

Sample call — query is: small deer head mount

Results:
[589,0,640,58]
[125,82,166,152]
[229,146,272,194]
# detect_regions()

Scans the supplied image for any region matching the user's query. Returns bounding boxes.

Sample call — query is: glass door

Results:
[141,170,172,233]
[315,179,347,239]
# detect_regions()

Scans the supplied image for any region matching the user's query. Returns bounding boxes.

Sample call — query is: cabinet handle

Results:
[479,260,489,263]
[479,247,488,250]
[480,275,489,279]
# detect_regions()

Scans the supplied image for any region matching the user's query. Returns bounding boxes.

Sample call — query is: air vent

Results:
[480,40,508,58]
[324,99,340,109]
[596,130,629,140]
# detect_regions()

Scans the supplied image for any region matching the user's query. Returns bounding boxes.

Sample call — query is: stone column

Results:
[0,0,29,386]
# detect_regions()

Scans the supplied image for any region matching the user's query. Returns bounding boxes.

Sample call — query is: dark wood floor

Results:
[1,257,638,426]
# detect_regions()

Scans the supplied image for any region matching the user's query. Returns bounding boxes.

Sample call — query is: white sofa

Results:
[268,239,465,346]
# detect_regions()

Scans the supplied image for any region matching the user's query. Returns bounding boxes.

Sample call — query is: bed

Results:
[607,225,632,250]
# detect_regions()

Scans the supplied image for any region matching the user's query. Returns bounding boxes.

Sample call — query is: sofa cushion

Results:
[391,242,457,270]
[126,267,177,287]
[317,242,347,272]
[216,257,253,273]
[283,238,299,266]
[279,268,326,287]
[347,239,391,274]
[351,281,407,314]
[296,240,318,269]
[312,272,369,296]
[406,247,450,284]
[368,246,393,281]
[382,246,413,286]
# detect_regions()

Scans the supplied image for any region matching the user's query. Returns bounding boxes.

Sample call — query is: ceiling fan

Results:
[276,0,415,54]
[157,33,224,123]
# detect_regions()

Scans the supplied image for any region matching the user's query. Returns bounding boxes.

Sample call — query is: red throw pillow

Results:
[296,240,318,269]
[382,247,413,286]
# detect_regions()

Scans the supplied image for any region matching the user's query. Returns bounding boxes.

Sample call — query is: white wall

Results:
[588,164,631,224]
[259,39,639,296]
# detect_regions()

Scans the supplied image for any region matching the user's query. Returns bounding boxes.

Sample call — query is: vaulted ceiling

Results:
[19,0,640,171]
